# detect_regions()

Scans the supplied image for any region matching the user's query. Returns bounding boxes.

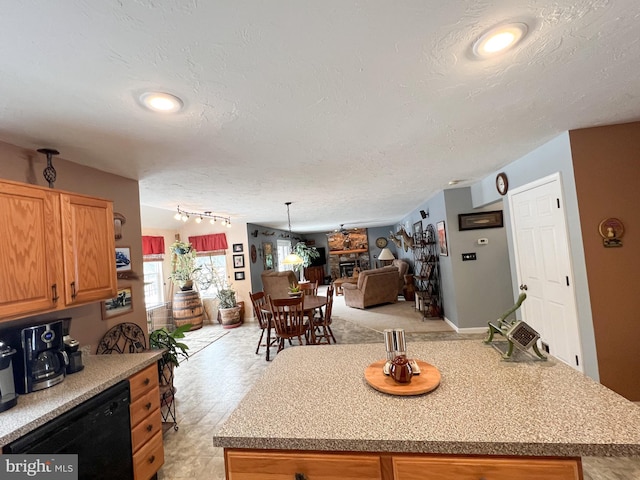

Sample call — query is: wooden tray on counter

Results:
[364,359,441,396]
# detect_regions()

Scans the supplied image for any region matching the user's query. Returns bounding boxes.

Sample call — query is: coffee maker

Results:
[13,320,68,394]
[62,318,84,374]
[0,339,18,412]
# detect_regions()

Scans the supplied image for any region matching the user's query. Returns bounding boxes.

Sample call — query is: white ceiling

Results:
[1,1,639,233]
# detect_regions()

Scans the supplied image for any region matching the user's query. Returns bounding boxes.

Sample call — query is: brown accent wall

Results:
[0,141,147,353]
[570,121,640,400]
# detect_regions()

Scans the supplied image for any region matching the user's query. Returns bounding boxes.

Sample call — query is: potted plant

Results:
[288,284,302,297]
[168,240,201,291]
[292,242,320,282]
[149,323,192,386]
[211,269,242,328]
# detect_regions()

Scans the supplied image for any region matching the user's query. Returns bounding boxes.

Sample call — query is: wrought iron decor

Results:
[37,148,59,188]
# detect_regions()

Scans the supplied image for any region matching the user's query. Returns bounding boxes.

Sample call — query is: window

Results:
[195,253,228,298]
[143,261,164,307]
[276,239,294,273]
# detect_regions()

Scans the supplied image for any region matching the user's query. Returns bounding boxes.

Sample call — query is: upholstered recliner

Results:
[261,270,298,299]
[392,259,409,295]
[343,266,399,309]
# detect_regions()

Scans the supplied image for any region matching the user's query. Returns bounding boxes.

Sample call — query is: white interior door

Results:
[509,173,583,371]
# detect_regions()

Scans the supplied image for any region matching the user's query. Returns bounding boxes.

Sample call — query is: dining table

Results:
[263,294,328,360]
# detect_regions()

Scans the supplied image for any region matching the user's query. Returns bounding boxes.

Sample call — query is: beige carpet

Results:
[330,294,454,334]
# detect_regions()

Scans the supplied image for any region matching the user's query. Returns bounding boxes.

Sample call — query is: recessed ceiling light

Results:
[139,92,184,113]
[448,180,462,185]
[472,22,528,58]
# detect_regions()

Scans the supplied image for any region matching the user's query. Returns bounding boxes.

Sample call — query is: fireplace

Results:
[339,261,356,278]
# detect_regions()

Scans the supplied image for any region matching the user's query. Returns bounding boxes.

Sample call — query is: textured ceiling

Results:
[1,1,639,232]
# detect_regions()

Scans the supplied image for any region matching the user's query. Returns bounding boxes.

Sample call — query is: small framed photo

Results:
[436,221,448,256]
[232,243,243,253]
[115,247,132,272]
[233,254,245,269]
[234,271,245,281]
[458,210,504,231]
[413,220,423,241]
[102,286,133,320]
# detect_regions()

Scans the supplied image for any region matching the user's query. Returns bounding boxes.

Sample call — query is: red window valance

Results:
[142,236,165,255]
[188,233,228,252]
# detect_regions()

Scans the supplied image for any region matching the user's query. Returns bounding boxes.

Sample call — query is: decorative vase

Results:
[179,280,193,291]
[219,305,242,329]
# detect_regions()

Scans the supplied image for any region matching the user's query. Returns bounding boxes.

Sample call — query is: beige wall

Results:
[0,141,147,353]
[570,121,640,400]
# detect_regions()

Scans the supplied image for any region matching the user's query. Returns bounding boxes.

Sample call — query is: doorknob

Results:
[519,284,528,291]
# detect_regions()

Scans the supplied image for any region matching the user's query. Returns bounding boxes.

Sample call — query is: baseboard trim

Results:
[443,317,487,335]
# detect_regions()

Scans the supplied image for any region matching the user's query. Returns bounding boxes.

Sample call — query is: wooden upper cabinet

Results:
[0,181,62,318]
[60,193,117,305]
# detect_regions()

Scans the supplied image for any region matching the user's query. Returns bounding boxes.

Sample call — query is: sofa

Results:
[392,259,409,295]
[343,266,399,309]
[261,270,298,299]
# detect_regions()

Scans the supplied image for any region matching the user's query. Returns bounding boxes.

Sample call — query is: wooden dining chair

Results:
[268,295,308,353]
[299,280,318,296]
[309,285,336,345]
[250,291,276,356]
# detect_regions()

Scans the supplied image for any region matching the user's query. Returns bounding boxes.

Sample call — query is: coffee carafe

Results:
[0,340,18,412]
[62,317,84,374]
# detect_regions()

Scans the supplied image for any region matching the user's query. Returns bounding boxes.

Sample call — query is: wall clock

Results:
[496,172,509,196]
[250,244,257,263]
[375,237,388,248]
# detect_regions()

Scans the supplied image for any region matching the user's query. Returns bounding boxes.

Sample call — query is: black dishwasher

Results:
[3,379,133,480]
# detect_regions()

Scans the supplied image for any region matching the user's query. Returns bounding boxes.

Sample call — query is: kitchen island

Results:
[0,350,162,446]
[213,340,640,479]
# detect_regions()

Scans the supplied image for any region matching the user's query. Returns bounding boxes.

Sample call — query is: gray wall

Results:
[469,132,598,381]
[398,188,512,330]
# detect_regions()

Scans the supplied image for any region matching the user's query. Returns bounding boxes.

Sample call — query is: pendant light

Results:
[282,202,304,266]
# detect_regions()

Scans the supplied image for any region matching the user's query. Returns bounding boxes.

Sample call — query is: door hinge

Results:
[557,198,560,208]
[566,276,570,286]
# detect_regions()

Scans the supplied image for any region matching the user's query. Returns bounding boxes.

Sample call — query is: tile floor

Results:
[157,300,640,479]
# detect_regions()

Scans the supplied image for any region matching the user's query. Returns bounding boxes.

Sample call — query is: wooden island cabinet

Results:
[214,342,640,480]
[225,450,582,480]
[0,178,117,321]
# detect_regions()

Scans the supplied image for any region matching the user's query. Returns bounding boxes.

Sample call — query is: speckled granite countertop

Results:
[0,351,162,447]
[212,340,640,457]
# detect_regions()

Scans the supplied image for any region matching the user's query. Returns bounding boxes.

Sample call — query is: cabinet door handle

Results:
[148,455,156,464]
[294,474,307,480]
[146,424,153,432]
[145,402,152,410]
[51,284,59,302]
[70,281,77,299]
[143,378,150,385]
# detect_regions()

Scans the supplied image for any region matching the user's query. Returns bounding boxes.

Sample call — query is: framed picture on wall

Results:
[263,242,274,270]
[413,221,423,241]
[436,221,448,256]
[234,271,245,281]
[458,210,503,231]
[102,286,133,320]
[233,254,245,269]
[232,243,243,253]
[115,247,132,272]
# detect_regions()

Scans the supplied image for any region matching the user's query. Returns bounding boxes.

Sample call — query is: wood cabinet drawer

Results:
[131,407,162,453]
[133,430,164,480]
[392,455,582,480]
[129,363,159,402]
[226,450,383,480]
[130,385,160,427]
